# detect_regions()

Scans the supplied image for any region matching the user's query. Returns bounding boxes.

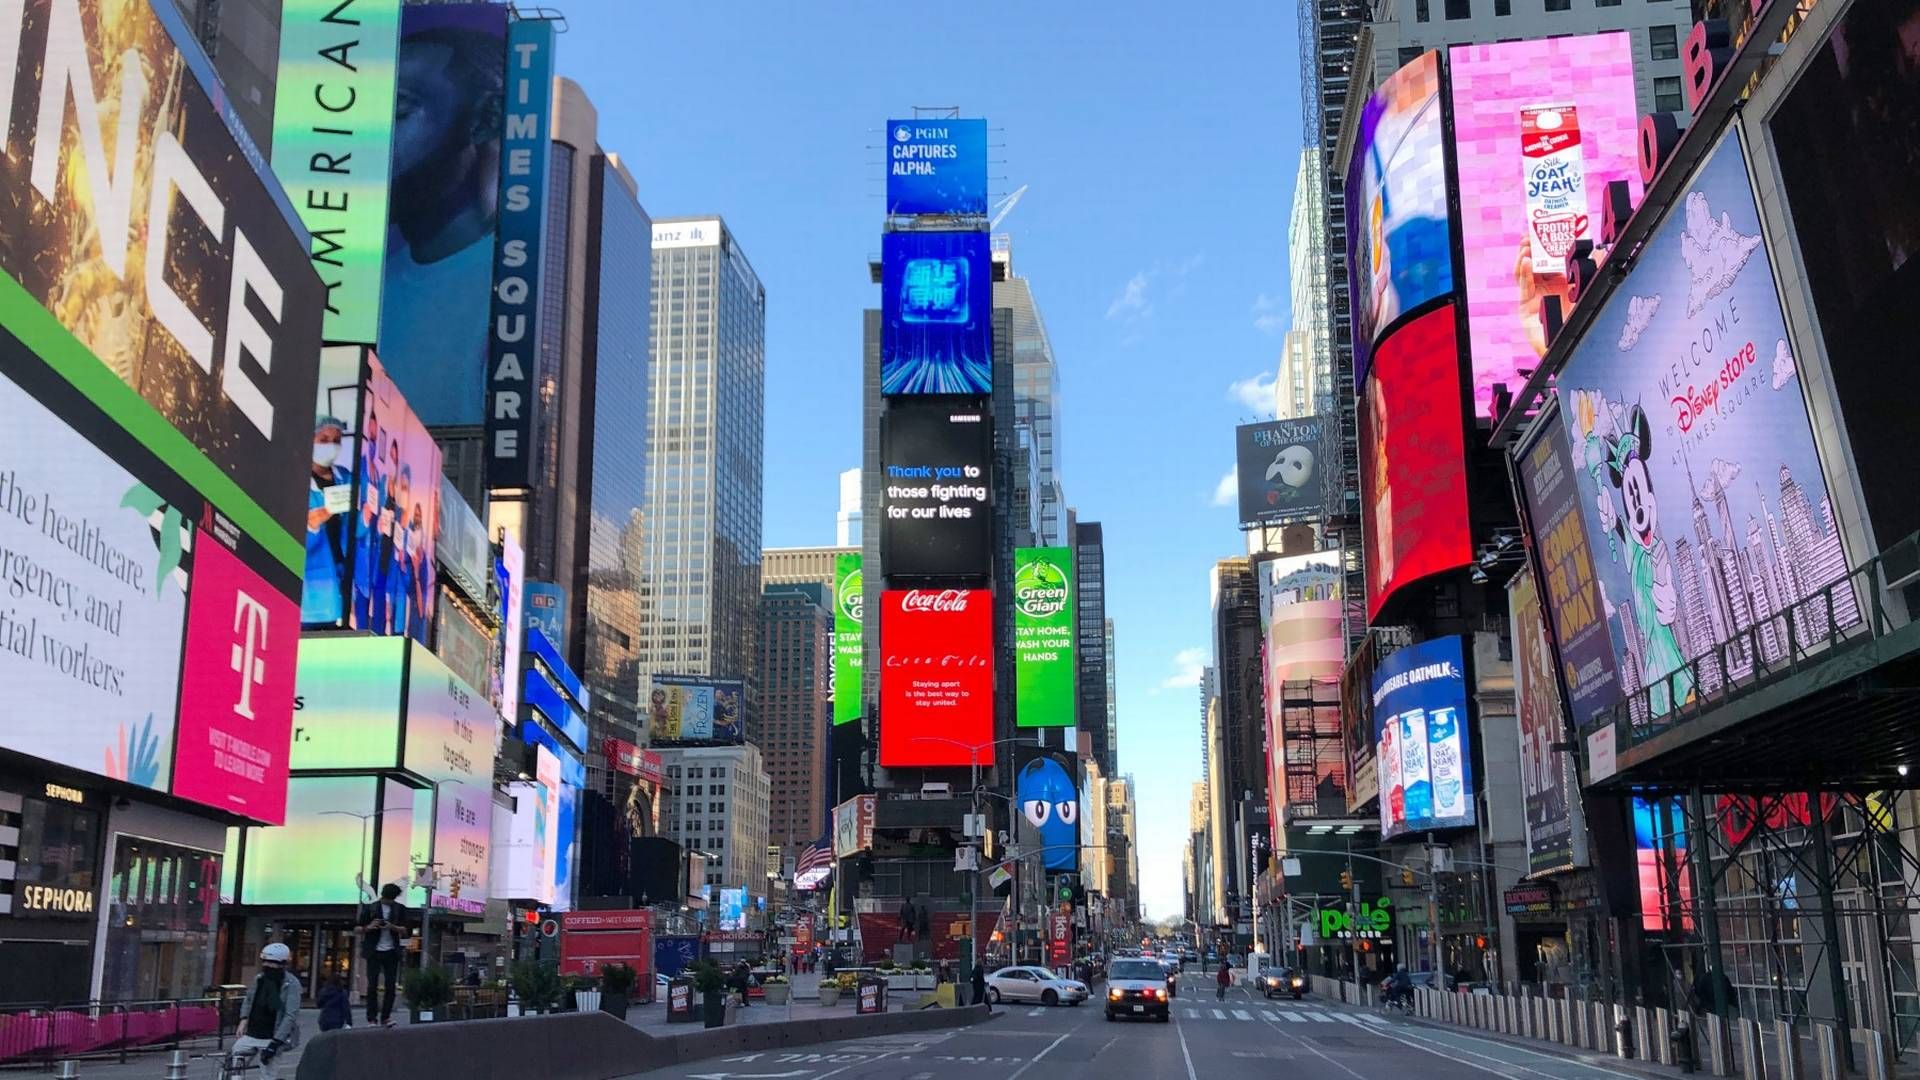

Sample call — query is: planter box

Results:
[818,987,841,1006]
[762,984,790,1006]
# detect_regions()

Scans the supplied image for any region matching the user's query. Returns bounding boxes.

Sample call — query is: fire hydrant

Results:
[1671,1019,1697,1074]
[1615,1016,1635,1058]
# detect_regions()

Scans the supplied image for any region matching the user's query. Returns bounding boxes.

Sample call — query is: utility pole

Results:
[1346,840,1361,988]
[1428,838,1445,986]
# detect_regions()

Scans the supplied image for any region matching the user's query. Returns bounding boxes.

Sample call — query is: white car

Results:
[985,966,1089,1006]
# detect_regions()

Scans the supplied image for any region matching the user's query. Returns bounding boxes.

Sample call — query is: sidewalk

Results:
[10,996,949,1078]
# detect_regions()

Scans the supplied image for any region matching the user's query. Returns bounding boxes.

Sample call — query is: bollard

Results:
[1558,998,1574,1045]
[1738,1017,1765,1080]
[1704,1014,1732,1077]
[1866,1029,1892,1080]
[164,1049,191,1080]
[1654,1008,1674,1065]
[1593,1001,1611,1051]
[1776,1018,1803,1080]
[1614,1004,1634,1059]
[1635,1006,1652,1062]
[53,1063,78,1080]
[1673,1017,1698,1074]
[1814,1023,1842,1080]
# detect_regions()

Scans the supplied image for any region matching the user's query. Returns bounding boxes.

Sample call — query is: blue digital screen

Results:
[881,230,993,395]
[1371,635,1475,839]
[886,118,988,215]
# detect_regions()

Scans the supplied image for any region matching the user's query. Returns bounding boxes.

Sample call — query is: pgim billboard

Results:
[885,118,989,216]
[1014,547,1075,728]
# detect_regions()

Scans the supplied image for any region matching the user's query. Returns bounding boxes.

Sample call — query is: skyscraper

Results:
[998,239,1067,546]
[642,217,767,706]
[1075,520,1114,776]
[1285,148,1334,415]
[756,583,832,851]
[580,152,652,750]
[836,468,862,547]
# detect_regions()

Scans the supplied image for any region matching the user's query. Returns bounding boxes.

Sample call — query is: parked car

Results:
[1104,958,1173,1022]
[985,966,1089,1006]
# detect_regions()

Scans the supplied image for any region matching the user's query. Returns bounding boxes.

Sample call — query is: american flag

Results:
[793,833,834,891]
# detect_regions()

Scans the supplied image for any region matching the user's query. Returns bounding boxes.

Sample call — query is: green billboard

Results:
[1015,547,1075,728]
[270,0,404,345]
[833,553,863,726]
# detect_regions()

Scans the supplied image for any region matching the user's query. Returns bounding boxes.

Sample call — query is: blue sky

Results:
[562,2,1305,920]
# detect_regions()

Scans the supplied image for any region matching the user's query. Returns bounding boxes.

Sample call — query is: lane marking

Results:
[1255,1013,1369,1080]
[1004,1028,1074,1080]
[1336,1018,1642,1080]
[1392,1023,1646,1079]
[1173,1009,1201,1080]
[1027,1008,1045,1017]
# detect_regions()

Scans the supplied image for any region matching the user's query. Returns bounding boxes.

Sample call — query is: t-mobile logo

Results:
[229,590,270,719]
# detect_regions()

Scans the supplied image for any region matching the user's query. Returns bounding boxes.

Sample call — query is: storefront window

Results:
[16,797,101,905]
[101,836,222,1002]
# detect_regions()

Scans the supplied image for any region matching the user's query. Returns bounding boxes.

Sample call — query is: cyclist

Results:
[1382,965,1414,1011]
[233,943,302,1077]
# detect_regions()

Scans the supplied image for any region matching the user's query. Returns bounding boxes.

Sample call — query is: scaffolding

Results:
[1280,677,1347,820]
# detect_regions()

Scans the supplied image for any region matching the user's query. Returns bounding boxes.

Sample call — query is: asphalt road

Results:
[627,985,1660,1079]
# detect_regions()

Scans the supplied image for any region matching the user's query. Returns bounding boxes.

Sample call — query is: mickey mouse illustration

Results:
[1569,389,1696,717]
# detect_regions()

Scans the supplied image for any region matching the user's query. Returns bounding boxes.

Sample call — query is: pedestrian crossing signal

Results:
[1339,870,1353,890]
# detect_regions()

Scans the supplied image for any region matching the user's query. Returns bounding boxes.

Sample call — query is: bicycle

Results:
[1380,990,1413,1016]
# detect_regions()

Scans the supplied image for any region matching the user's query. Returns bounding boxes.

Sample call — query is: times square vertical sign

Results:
[485,16,556,488]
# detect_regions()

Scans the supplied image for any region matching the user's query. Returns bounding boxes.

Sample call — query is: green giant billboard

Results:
[1015,547,1075,728]
[833,553,863,726]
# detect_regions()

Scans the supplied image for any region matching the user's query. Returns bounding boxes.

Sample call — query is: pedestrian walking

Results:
[1216,961,1232,1001]
[354,883,409,1026]
[972,963,989,1009]
[233,943,302,1078]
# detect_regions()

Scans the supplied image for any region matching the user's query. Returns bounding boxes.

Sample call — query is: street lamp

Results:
[909,734,1039,981]
[318,809,382,902]
[416,777,468,970]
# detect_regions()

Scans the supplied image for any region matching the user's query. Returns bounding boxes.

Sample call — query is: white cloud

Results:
[1771,338,1796,390]
[1617,294,1660,351]
[1160,647,1207,690]
[1211,466,1238,507]
[1251,293,1287,335]
[1680,191,1764,317]
[1105,255,1204,328]
[1228,372,1279,419]
[1106,272,1151,322]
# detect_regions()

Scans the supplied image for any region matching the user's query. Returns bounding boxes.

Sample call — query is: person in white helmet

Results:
[233,942,303,1076]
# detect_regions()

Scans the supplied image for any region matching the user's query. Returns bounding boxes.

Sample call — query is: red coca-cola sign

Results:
[879,588,994,768]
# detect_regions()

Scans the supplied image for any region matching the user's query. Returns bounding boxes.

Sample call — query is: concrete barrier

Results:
[1738,1017,1765,1080]
[1776,1017,1803,1080]
[293,1004,993,1080]
[1704,1013,1731,1076]
[1867,1028,1893,1080]
[1814,1022,1843,1080]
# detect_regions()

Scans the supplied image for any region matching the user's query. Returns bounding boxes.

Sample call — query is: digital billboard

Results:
[1014,547,1075,728]
[1258,551,1347,817]
[304,346,365,628]
[435,476,490,606]
[1015,748,1080,872]
[1515,404,1620,728]
[833,794,876,859]
[1235,418,1327,525]
[0,361,189,794]
[1359,304,1472,620]
[173,537,299,823]
[1509,567,1584,876]
[238,775,382,905]
[646,676,746,745]
[498,535,526,727]
[833,553,864,726]
[1769,0,1920,551]
[377,3,508,426]
[484,16,556,489]
[885,118,989,216]
[493,747,560,906]
[350,353,441,643]
[881,230,994,395]
[719,887,748,931]
[526,582,567,655]
[404,643,496,914]
[1346,50,1451,386]
[290,636,406,770]
[878,589,994,768]
[1373,636,1474,839]
[1555,130,1854,726]
[1448,34,1643,421]
[0,0,328,571]
[880,402,993,579]
[271,0,403,345]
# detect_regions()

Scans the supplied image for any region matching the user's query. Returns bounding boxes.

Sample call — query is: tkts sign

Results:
[879,589,994,768]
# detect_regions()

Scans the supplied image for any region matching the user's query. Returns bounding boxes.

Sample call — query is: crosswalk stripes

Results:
[1231,1009,1253,1020]
[1210,1008,1226,1020]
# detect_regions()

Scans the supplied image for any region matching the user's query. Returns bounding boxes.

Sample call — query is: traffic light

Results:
[1339,869,1353,891]
[1401,868,1415,887]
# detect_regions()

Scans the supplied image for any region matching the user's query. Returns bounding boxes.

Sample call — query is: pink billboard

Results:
[1448,33,1643,421]
[173,537,299,824]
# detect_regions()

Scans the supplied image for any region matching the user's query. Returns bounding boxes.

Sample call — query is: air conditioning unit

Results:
[920,782,952,798]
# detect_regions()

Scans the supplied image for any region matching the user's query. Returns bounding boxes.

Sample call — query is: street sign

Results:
[540,919,559,938]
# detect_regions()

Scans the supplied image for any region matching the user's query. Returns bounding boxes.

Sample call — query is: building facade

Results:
[642,217,767,702]
[998,240,1067,546]
[1074,521,1114,777]
[755,583,832,851]
[658,745,771,905]
[836,468,862,547]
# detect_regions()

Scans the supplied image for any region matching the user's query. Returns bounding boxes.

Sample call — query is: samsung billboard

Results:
[879,402,994,580]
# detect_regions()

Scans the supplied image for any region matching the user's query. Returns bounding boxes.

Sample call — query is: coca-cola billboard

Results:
[879,589,995,767]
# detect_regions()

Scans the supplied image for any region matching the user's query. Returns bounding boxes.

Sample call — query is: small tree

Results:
[690,959,727,995]
[600,963,637,995]
[403,966,453,1012]
[510,959,563,1013]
